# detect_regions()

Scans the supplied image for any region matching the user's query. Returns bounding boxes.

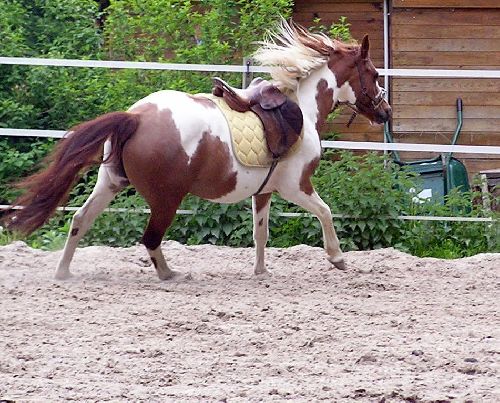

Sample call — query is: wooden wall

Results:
[292,0,500,176]
[293,0,385,143]
[390,3,500,174]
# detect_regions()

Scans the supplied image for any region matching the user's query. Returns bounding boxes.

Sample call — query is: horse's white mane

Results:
[253,19,355,93]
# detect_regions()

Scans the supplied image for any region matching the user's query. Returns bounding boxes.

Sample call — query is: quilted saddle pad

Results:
[196,93,301,168]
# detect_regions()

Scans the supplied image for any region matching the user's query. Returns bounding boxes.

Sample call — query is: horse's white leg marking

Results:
[279,188,345,270]
[55,166,123,279]
[252,193,272,275]
[146,245,180,280]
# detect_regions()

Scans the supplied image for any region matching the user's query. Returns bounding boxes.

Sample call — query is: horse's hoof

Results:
[254,269,272,278]
[54,270,73,280]
[158,268,183,281]
[328,257,347,271]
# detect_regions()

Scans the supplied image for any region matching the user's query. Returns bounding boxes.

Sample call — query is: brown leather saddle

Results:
[212,77,303,159]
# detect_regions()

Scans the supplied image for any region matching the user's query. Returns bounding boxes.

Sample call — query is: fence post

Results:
[242,57,253,88]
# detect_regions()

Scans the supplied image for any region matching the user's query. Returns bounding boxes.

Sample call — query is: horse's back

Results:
[122,89,247,202]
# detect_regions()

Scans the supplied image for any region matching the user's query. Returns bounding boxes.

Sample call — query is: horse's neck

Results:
[296,64,339,134]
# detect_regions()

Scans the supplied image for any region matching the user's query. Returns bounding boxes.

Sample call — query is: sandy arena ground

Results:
[0,240,499,402]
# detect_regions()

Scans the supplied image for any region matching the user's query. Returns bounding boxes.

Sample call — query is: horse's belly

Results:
[191,164,270,203]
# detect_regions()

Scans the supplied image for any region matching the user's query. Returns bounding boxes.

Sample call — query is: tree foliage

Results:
[1,1,496,257]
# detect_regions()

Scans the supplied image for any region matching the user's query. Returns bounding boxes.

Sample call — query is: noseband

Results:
[334,61,387,127]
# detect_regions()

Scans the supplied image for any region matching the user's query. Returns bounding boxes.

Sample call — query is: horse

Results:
[4,20,391,280]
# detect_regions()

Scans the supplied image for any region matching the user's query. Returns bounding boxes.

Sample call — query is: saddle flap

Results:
[251,100,303,159]
[257,85,287,110]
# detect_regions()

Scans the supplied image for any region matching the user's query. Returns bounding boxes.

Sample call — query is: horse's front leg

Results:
[279,185,346,271]
[252,193,272,275]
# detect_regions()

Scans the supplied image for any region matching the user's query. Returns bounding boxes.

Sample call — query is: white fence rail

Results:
[0,205,495,223]
[2,56,500,78]
[2,128,500,155]
[0,57,267,73]
[2,57,500,155]
[1,57,498,223]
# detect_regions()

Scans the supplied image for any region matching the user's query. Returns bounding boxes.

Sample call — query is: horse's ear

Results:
[361,35,370,59]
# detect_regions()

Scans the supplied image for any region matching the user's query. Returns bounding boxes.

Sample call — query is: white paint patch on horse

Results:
[128,90,172,110]
[133,91,230,163]
[130,90,270,203]
[171,93,231,161]
[337,82,356,105]
[146,245,175,280]
[129,91,200,158]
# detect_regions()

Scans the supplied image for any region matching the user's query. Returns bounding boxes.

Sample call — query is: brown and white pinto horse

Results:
[5,21,391,280]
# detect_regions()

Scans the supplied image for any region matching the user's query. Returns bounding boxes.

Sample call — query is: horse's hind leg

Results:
[279,186,345,271]
[55,165,124,279]
[141,197,184,280]
[252,193,272,275]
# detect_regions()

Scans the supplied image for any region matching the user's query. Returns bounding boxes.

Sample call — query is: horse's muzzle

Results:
[374,103,392,124]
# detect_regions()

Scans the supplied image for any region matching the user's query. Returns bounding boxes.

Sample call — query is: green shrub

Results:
[1,1,497,259]
[0,138,56,203]
[313,151,417,251]
[402,186,499,258]
[1,149,497,259]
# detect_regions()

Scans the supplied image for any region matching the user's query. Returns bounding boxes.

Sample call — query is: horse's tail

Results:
[3,111,140,235]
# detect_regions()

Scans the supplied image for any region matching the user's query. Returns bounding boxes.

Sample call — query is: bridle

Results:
[333,61,387,127]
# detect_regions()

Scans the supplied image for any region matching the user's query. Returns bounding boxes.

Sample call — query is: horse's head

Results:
[329,35,392,124]
[253,21,391,126]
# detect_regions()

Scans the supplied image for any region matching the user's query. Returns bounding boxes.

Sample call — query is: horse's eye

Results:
[374,72,379,80]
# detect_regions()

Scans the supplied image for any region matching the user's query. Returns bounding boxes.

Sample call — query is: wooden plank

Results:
[392,38,500,52]
[393,105,500,119]
[389,64,500,70]
[392,92,500,106]
[294,14,383,25]
[451,154,499,160]
[395,152,499,161]
[294,18,384,45]
[392,78,500,92]
[328,117,383,128]
[393,51,500,67]
[332,114,381,125]
[294,17,383,31]
[292,20,377,31]
[468,133,500,146]
[392,25,500,39]
[335,132,385,142]
[392,9,500,25]
[393,0,500,8]
[393,118,500,132]
[391,132,500,146]
[295,12,383,21]
[294,2,382,13]
[462,160,500,175]
[392,157,499,176]
[294,23,383,42]
[328,122,383,133]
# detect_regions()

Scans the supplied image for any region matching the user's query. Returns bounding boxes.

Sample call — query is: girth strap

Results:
[253,159,279,196]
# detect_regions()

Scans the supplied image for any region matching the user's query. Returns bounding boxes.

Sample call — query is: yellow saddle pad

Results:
[196,93,301,168]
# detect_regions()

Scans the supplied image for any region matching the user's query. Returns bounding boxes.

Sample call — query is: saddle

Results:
[212,77,303,159]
